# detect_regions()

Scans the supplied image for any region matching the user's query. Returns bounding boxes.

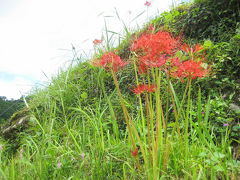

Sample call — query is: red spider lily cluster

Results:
[92,51,128,72]
[130,30,211,81]
[131,84,155,95]
[92,30,211,81]
[92,27,213,173]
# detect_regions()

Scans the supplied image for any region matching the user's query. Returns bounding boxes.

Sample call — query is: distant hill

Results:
[0,96,24,124]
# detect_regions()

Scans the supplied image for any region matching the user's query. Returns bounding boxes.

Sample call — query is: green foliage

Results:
[152,0,240,42]
[205,38,240,80]
[0,96,24,124]
[176,0,240,42]
[209,96,240,139]
[0,109,31,155]
[148,0,240,143]
[0,0,240,179]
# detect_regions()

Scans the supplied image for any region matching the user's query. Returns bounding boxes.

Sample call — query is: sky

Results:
[0,0,185,99]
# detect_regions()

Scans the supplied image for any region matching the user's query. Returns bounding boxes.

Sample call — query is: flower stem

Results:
[145,94,152,168]
[111,70,149,170]
[154,68,163,178]
[132,58,148,161]
[184,77,192,168]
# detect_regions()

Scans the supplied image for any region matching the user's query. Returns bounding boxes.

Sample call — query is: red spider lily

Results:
[131,31,178,55]
[181,43,203,55]
[93,39,102,45]
[138,62,148,74]
[165,56,181,74]
[131,31,181,68]
[147,24,155,32]
[131,147,138,157]
[169,56,181,67]
[144,1,151,7]
[141,54,168,68]
[131,84,155,95]
[171,59,210,81]
[92,51,129,72]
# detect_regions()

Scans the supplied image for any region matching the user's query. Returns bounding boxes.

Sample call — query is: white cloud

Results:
[0,0,174,99]
[0,77,34,99]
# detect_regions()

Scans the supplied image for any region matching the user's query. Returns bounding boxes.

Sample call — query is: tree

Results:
[0,97,24,124]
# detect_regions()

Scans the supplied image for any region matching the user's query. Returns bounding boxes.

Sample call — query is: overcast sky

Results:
[0,0,185,99]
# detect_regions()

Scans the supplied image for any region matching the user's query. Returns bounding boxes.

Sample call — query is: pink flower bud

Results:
[81,152,85,159]
[144,1,151,7]
[57,162,62,169]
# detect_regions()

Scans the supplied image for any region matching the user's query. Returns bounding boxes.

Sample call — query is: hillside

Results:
[0,0,239,179]
[0,97,24,124]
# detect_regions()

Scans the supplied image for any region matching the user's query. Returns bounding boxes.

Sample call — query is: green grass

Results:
[0,60,238,179]
[0,0,239,179]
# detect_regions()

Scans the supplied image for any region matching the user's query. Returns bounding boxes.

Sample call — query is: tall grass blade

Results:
[204,95,211,127]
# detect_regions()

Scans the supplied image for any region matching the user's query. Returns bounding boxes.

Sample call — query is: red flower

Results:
[181,43,203,56]
[144,1,151,7]
[137,62,148,74]
[131,31,179,55]
[93,39,102,45]
[131,84,155,95]
[92,51,129,72]
[131,31,180,68]
[147,24,154,32]
[169,43,211,81]
[131,147,138,157]
[142,54,168,68]
[164,56,181,74]
[171,59,209,81]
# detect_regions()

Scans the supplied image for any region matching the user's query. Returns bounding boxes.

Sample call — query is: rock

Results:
[229,103,240,113]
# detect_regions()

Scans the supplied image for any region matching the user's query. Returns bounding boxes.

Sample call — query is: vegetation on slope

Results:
[0,96,24,124]
[0,0,239,179]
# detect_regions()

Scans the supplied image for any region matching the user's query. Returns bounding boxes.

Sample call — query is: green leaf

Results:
[214,165,224,172]
[204,95,211,126]
[198,152,207,157]
[81,92,88,99]
[197,87,202,125]
[213,152,225,159]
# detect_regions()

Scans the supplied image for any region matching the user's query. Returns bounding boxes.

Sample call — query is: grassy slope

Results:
[0,0,239,179]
